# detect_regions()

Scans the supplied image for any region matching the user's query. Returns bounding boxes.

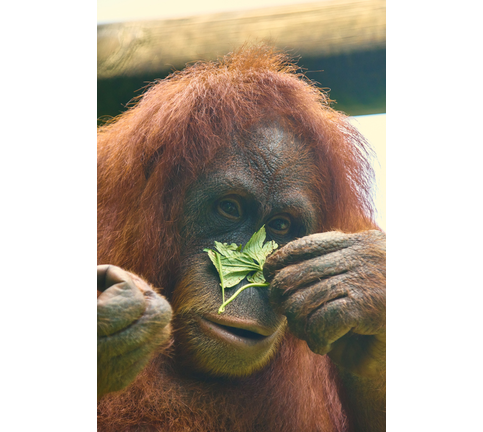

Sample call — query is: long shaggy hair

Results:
[97,43,376,292]
[97,43,377,431]
[97,334,349,431]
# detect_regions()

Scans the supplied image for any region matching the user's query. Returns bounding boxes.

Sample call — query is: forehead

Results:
[204,124,317,197]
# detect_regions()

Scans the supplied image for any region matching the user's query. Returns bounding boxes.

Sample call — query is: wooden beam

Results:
[98,0,385,79]
[97,0,385,120]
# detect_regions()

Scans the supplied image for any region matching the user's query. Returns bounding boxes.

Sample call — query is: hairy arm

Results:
[337,356,386,431]
[265,230,386,431]
[97,265,172,400]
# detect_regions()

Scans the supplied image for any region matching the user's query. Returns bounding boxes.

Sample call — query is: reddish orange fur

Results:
[98,334,349,431]
[97,44,377,431]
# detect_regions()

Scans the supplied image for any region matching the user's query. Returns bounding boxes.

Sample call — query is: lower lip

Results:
[197,317,278,351]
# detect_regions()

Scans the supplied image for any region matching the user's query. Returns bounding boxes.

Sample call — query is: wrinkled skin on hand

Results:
[264,230,385,378]
[97,265,172,399]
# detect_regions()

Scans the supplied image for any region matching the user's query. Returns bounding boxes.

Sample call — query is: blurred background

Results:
[97,0,385,229]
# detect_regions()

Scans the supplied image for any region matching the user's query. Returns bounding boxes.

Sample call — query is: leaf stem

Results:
[216,253,225,303]
[217,283,270,314]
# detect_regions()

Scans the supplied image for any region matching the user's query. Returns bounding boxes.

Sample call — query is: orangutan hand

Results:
[97,265,172,399]
[264,230,385,378]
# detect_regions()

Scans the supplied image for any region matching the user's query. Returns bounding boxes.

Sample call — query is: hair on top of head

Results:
[97,43,377,290]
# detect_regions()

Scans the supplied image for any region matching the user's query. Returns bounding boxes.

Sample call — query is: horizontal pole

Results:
[98,0,385,80]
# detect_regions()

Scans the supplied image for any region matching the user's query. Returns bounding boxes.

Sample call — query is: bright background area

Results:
[349,114,386,230]
[98,0,332,23]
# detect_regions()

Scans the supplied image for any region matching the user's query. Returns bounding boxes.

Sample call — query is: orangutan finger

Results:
[264,231,358,280]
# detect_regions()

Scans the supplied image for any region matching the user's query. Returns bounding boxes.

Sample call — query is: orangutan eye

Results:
[267,215,291,235]
[217,198,242,220]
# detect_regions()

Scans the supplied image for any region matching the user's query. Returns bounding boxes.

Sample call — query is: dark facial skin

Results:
[97,124,386,416]
[173,124,320,377]
[174,123,385,381]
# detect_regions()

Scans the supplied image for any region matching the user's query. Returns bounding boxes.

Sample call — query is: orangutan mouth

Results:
[197,315,279,349]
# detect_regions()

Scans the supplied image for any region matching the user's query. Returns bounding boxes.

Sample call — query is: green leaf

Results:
[260,240,278,264]
[222,270,252,288]
[214,242,242,257]
[247,270,265,284]
[204,225,279,313]
[204,249,222,274]
[243,226,278,268]
[219,255,260,274]
[243,226,267,264]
